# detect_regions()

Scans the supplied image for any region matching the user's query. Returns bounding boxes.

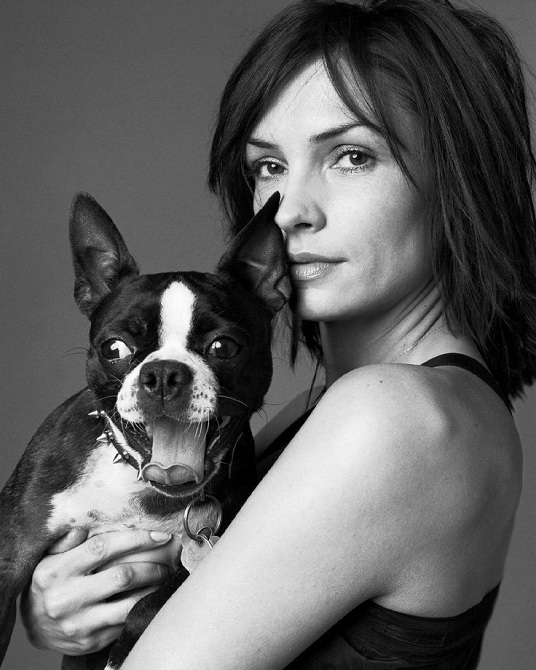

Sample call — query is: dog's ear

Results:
[69,193,139,318]
[217,192,291,314]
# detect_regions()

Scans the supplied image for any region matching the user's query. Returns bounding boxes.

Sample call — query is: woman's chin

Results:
[293,298,340,323]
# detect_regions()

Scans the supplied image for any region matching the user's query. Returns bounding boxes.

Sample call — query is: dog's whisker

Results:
[60,347,89,359]
[218,394,248,409]
[227,437,241,479]
[198,420,210,443]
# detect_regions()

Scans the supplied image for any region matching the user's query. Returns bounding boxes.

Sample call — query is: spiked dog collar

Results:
[88,409,144,476]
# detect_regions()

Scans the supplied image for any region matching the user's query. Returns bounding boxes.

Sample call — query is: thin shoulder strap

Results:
[422,353,511,412]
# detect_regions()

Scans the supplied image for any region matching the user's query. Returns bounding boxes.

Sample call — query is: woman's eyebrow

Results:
[311,122,376,144]
[247,122,379,150]
[246,137,278,150]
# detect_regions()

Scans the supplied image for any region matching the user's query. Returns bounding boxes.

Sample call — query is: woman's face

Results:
[245,60,433,325]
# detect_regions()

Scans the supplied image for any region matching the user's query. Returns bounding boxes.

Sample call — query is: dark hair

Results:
[208,0,536,401]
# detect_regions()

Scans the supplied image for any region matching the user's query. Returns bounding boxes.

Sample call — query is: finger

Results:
[60,561,171,611]
[82,530,173,575]
[96,585,163,628]
[52,586,162,655]
[36,622,125,657]
[99,542,181,571]
[47,528,89,555]
[46,530,172,578]
[81,624,124,656]
[96,561,172,602]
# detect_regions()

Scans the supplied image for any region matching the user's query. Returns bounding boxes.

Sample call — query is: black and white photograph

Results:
[1,1,535,668]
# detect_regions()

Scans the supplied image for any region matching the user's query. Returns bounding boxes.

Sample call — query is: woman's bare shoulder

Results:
[295,362,521,533]
[247,365,466,605]
[258,362,520,554]
[281,362,520,614]
[313,360,515,443]
[311,363,455,451]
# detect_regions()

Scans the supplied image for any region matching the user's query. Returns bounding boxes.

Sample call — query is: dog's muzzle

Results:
[94,410,237,496]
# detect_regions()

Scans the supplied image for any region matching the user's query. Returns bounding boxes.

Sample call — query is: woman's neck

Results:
[319,285,478,387]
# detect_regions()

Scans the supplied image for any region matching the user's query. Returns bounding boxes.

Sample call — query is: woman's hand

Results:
[20,527,178,656]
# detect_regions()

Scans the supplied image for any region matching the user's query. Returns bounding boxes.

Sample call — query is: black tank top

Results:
[259,354,508,670]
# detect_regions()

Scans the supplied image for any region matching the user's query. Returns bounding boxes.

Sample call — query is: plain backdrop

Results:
[1,1,534,668]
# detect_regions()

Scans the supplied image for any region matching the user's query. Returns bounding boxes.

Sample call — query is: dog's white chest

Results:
[47,442,183,537]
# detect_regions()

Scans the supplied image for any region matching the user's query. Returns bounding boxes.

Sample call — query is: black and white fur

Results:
[0,192,289,669]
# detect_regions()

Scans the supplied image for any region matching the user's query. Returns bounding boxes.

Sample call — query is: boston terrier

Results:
[0,191,289,669]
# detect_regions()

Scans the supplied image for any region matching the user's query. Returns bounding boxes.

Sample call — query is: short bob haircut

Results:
[208,0,536,402]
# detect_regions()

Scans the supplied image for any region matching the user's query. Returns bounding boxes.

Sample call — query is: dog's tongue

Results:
[140,418,206,486]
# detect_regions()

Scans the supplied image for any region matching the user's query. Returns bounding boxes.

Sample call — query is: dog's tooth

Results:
[97,433,109,443]
[88,410,104,418]
[112,452,123,464]
[137,470,143,481]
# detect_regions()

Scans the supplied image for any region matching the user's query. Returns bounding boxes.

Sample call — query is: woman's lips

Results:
[290,261,338,281]
[288,253,343,282]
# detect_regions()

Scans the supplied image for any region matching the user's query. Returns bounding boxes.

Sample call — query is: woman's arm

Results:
[122,366,447,670]
[21,528,176,655]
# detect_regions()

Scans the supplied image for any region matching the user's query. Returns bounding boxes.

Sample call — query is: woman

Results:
[22,1,536,667]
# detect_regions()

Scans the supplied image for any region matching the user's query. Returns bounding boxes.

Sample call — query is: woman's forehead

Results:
[249,59,423,162]
[251,61,363,138]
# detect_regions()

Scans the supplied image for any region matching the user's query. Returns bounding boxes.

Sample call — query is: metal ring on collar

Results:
[195,525,214,541]
[183,494,222,542]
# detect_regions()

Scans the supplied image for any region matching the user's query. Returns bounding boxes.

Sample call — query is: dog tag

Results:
[181,534,219,574]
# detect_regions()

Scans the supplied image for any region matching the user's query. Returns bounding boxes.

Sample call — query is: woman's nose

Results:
[274,177,325,234]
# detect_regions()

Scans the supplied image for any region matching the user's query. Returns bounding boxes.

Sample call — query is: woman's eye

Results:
[207,337,240,360]
[252,160,286,180]
[334,148,373,172]
[101,339,134,361]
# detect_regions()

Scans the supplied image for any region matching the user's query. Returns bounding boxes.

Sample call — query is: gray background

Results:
[1,1,534,668]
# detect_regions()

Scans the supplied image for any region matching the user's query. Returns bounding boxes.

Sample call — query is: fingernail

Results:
[150,531,172,543]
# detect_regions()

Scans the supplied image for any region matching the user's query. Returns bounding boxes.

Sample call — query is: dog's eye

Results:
[101,339,133,361]
[207,337,240,360]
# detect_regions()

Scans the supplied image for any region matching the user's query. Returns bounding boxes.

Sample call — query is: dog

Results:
[0,191,289,669]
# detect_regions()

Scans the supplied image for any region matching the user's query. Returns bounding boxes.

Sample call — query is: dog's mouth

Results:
[135,415,235,496]
[99,409,240,498]
[142,417,213,487]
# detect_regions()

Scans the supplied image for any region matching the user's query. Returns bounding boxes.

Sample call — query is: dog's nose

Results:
[140,360,192,401]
